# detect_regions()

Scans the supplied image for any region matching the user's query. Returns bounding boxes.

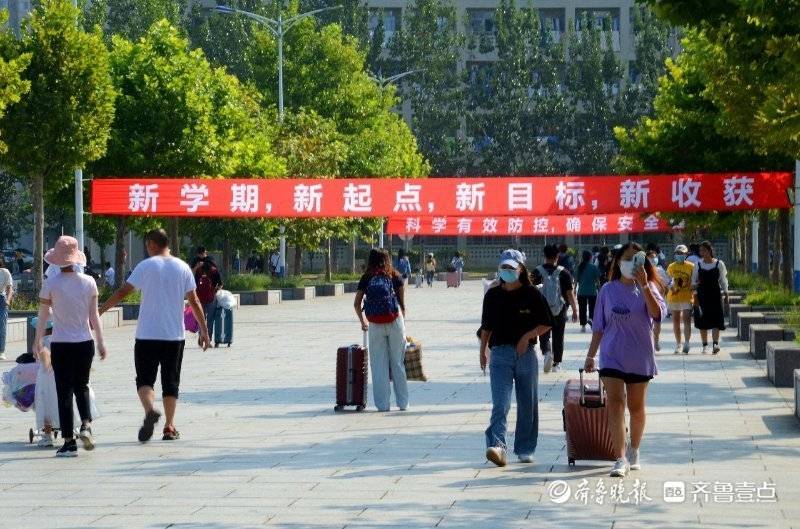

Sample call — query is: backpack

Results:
[363,274,400,323]
[197,274,215,304]
[537,265,565,316]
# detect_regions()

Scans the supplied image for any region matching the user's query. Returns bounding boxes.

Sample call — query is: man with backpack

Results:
[533,244,578,373]
[193,258,223,340]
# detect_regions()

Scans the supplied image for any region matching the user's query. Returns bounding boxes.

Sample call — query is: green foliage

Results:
[98,285,141,303]
[0,172,31,248]
[224,273,306,291]
[744,288,800,307]
[85,214,116,249]
[9,291,38,311]
[81,0,183,41]
[0,12,30,154]
[0,0,116,186]
[727,270,771,292]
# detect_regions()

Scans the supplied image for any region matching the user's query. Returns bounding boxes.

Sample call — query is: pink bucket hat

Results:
[44,236,86,267]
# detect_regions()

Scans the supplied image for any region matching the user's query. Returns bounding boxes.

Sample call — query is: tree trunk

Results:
[168,218,180,257]
[31,175,44,293]
[222,238,232,281]
[330,238,339,275]
[114,217,129,289]
[742,220,750,274]
[325,237,332,282]
[350,235,358,275]
[772,223,781,283]
[780,208,792,290]
[294,246,303,276]
[758,210,769,279]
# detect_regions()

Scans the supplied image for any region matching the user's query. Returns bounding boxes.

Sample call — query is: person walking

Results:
[575,250,600,334]
[692,241,729,354]
[424,253,437,288]
[534,244,578,373]
[0,255,13,361]
[596,247,611,287]
[33,236,107,457]
[451,252,465,287]
[647,248,669,352]
[103,262,115,288]
[584,242,666,478]
[557,244,576,282]
[397,249,412,286]
[667,245,695,354]
[193,258,223,340]
[480,249,552,466]
[100,229,210,442]
[354,249,408,412]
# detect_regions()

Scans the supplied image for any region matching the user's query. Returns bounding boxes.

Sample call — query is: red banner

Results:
[90,172,792,218]
[386,214,679,236]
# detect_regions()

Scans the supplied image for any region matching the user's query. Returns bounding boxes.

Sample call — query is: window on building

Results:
[539,8,565,42]
[468,9,495,35]
[467,61,495,106]
[368,8,401,46]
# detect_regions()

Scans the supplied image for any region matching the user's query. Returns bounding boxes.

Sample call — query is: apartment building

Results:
[0,0,31,36]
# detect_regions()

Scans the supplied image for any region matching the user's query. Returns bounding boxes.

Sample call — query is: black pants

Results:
[540,309,567,364]
[577,295,597,327]
[134,339,185,398]
[51,340,94,437]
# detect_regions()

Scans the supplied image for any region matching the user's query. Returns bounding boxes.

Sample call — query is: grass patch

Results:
[9,292,38,311]
[743,287,800,307]
[728,270,771,291]
[225,274,306,291]
[98,286,141,304]
[782,309,800,344]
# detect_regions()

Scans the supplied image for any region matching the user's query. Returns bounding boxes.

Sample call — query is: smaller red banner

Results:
[386,214,679,236]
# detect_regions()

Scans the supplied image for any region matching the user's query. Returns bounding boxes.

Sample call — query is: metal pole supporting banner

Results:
[752,218,759,274]
[279,225,287,278]
[793,160,800,292]
[75,168,84,249]
[277,13,284,120]
[378,221,384,249]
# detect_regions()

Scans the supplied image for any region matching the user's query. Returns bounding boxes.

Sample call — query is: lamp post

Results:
[71,0,84,249]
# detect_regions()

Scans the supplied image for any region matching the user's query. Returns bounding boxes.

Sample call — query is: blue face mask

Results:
[498,268,520,283]
[675,254,687,263]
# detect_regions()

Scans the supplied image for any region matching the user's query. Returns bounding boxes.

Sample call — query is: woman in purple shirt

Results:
[584,242,666,478]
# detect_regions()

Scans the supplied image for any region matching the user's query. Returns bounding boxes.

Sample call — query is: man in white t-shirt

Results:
[100,229,209,442]
[103,262,115,287]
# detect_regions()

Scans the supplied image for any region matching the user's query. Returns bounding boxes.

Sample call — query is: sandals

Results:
[162,426,180,441]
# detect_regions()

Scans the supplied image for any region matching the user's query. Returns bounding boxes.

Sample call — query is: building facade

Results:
[0,0,31,36]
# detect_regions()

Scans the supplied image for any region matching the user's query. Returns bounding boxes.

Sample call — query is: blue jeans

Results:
[0,294,7,353]
[202,301,217,338]
[368,315,408,411]
[485,344,539,455]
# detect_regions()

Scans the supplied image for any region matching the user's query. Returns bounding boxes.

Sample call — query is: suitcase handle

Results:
[363,331,367,348]
[578,368,605,408]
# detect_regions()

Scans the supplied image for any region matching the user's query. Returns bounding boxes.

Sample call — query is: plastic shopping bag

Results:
[184,305,199,333]
[215,289,237,310]
[2,363,38,412]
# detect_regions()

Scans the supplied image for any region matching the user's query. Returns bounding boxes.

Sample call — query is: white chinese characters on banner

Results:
[643,214,661,231]
[432,217,448,233]
[128,183,159,213]
[555,181,585,211]
[457,218,473,234]
[671,178,702,208]
[508,183,533,211]
[343,183,372,213]
[230,184,259,213]
[293,184,323,213]
[533,217,549,233]
[620,179,650,208]
[179,184,209,213]
[723,176,755,207]
[405,217,421,233]
[482,217,499,234]
[455,182,486,212]
[617,215,634,232]
[393,183,422,212]
[507,217,524,234]
[592,216,608,233]
[566,217,581,233]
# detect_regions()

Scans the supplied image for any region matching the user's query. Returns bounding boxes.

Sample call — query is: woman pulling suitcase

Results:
[584,242,666,477]
[480,250,552,466]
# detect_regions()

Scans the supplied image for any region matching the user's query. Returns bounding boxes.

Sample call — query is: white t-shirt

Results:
[127,256,196,341]
[691,258,729,291]
[0,267,12,296]
[39,272,98,343]
[104,267,115,286]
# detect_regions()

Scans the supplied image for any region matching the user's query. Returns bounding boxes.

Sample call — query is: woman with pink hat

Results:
[34,236,107,457]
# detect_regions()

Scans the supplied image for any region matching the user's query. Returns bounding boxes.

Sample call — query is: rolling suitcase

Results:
[446,271,460,288]
[563,368,616,466]
[214,307,233,347]
[335,332,368,412]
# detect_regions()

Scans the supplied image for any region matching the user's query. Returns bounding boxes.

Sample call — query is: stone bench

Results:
[729,303,749,326]
[766,341,800,387]
[738,312,766,341]
[281,286,315,301]
[315,283,344,297]
[238,290,281,306]
[750,324,794,359]
[5,317,26,343]
[795,370,800,421]
[343,281,360,293]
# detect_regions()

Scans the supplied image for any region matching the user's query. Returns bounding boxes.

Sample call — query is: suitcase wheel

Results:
[227,343,231,348]
[568,458,575,466]
[356,405,365,412]
[29,428,34,444]
[214,343,219,348]
[334,405,344,412]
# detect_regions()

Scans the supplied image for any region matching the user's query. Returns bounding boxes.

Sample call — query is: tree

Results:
[0,11,30,154]
[0,0,116,291]
[0,172,31,248]
[80,0,183,41]
[386,0,466,175]
[89,20,284,284]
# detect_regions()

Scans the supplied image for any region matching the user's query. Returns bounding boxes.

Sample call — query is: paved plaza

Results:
[1,280,799,529]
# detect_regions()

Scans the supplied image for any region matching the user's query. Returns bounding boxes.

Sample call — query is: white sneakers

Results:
[543,353,554,373]
[682,343,690,355]
[701,344,709,354]
[37,431,54,448]
[580,325,587,333]
[486,446,507,467]
[0,352,6,361]
[627,447,641,470]
[551,364,560,373]
[674,343,681,354]
[610,457,629,477]
[518,454,534,463]
[712,344,721,355]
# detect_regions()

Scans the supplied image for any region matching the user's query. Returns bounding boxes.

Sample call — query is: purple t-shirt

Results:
[592,280,666,377]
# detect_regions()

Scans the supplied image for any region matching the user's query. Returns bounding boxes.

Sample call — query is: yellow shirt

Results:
[667,261,694,303]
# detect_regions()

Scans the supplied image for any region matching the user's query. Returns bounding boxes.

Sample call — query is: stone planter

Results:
[237,290,281,306]
[315,283,344,297]
[731,305,789,329]
[766,341,800,387]
[750,324,789,359]
[121,303,140,320]
[282,286,316,301]
[738,312,765,341]
[795,370,800,421]
[728,303,749,326]
[343,281,360,293]
[5,317,26,343]
[436,272,447,281]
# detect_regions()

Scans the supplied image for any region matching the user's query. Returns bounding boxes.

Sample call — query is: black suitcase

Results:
[335,333,368,412]
[214,307,233,347]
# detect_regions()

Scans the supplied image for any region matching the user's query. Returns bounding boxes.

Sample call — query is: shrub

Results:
[728,271,770,291]
[98,285,141,304]
[743,287,799,307]
[225,274,271,291]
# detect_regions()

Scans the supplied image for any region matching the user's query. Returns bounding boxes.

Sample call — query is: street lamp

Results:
[209,3,342,120]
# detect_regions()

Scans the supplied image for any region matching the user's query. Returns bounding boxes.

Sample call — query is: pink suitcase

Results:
[563,369,616,465]
[446,271,460,288]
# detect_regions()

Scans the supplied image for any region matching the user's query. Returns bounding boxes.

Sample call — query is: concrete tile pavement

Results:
[0,279,798,528]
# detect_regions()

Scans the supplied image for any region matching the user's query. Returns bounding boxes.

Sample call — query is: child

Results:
[32,316,59,447]
[415,268,424,289]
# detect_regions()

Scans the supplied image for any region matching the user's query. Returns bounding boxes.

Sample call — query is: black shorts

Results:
[134,339,185,398]
[599,368,653,384]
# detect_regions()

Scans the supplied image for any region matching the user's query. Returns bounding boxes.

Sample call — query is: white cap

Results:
[675,244,689,254]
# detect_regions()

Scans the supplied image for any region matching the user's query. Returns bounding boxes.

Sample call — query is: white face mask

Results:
[649,257,659,266]
[619,260,635,279]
